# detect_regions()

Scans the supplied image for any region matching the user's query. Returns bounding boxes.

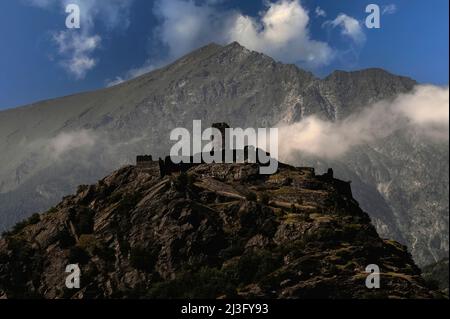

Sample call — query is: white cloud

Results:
[27,0,133,78]
[395,85,449,127]
[113,0,334,83]
[382,4,397,15]
[278,85,449,160]
[153,0,224,61]
[325,14,366,46]
[127,63,159,78]
[28,0,133,29]
[48,130,97,158]
[53,31,101,79]
[27,0,54,8]
[111,0,373,84]
[315,6,326,18]
[106,76,125,87]
[226,0,333,67]
[106,61,160,86]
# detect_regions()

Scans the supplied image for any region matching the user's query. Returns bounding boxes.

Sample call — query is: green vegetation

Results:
[6,235,33,260]
[302,227,337,243]
[146,249,283,298]
[147,267,237,299]
[2,235,43,298]
[422,257,449,293]
[2,213,41,237]
[46,206,58,214]
[235,250,282,285]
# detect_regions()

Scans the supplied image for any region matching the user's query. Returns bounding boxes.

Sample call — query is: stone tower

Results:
[211,122,230,152]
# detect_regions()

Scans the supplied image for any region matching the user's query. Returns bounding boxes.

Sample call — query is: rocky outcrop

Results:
[0,161,441,299]
[422,258,449,297]
[0,42,447,268]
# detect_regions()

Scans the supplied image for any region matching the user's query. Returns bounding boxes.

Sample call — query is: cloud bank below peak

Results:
[278,85,449,160]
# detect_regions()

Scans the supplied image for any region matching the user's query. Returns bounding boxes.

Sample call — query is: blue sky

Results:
[0,0,448,110]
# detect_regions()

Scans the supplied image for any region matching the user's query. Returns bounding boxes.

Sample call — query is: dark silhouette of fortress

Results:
[137,146,273,178]
[136,123,274,177]
[136,123,352,196]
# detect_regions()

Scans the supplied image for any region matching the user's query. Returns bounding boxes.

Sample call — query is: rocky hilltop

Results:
[0,42,447,267]
[422,258,449,296]
[0,160,439,299]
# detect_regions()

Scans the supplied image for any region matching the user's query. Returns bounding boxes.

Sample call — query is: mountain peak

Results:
[225,41,246,49]
[0,39,446,273]
[221,41,257,57]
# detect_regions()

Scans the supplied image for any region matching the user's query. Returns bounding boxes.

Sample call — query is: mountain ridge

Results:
[0,41,447,267]
[0,43,415,114]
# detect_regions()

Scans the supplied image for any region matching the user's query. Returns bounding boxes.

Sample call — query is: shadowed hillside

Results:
[0,160,441,299]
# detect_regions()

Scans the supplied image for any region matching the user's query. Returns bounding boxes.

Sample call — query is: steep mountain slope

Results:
[422,258,449,296]
[291,133,449,266]
[0,42,447,267]
[0,161,439,299]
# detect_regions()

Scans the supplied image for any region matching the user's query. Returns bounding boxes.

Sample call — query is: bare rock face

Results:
[0,162,441,299]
